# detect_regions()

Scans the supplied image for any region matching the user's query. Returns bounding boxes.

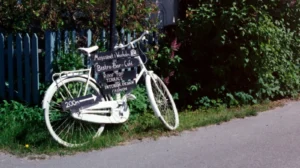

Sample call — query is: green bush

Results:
[53,51,85,72]
[0,101,48,147]
[162,0,300,108]
[128,85,151,119]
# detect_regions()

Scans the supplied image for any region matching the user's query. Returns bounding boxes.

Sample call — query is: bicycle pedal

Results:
[126,94,136,101]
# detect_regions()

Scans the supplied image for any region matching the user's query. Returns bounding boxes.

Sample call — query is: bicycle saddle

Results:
[78,46,99,54]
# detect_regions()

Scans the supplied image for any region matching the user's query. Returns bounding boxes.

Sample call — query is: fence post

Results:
[120,28,125,44]
[24,34,31,104]
[101,29,107,49]
[86,29,92,67]
[56,30,61,53]
[45,31,55,83]
[7,34,14,100]
[127,31,131,49]
[32,34,39,104]
[126,31,132,72]
[16,34,23,101]
[71,30,76,56]
[64,30,69,54]
[0,33,5,100]
[87,29,92,47]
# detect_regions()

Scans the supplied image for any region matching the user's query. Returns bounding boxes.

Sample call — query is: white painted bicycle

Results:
[42,31,179,147]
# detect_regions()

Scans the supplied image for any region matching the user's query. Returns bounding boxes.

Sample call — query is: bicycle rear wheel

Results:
[146,73,179,130]
[43,77,105,147]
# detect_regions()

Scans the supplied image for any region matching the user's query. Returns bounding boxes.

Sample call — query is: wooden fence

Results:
[0,33,39,104]
[0,29,156,105]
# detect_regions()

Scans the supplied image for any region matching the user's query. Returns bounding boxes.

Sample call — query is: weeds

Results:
[0,98,287,156]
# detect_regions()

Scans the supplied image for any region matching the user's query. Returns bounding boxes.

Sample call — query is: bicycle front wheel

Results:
[146,73,179,130]
[43,77,105,147]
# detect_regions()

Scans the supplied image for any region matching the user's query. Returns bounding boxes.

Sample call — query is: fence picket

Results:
[16,34,23,100]
[120,28,125,44]
[127,31,131,49]
[0,34,5,100]
[71,30,76,55]
[133,31,136,48]
[45,31,55,82]
[86,30,92,67]
[64,31,69,54]
[127,32,132,71]
[7,35,14,100]
[32,34,39,104]
[56,30,61,53]
[24,34,31,104]
[101,29,107,48]
[87,29,92,47]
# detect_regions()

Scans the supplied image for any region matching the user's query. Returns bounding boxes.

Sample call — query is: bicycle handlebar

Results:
[114,30,149,50]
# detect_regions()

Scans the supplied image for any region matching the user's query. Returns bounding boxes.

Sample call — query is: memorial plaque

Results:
[94,58,139,73]
[98,70,137,83]
[103,80,137,94]
[61,94,102,111]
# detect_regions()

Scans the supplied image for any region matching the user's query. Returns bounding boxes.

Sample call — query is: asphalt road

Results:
[1,101,300,168]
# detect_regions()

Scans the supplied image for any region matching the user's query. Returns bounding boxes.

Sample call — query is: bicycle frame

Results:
[49,30,154,124]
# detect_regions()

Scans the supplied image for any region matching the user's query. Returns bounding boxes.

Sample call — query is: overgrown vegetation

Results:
[155,0,300,109]
[0,101,49,150]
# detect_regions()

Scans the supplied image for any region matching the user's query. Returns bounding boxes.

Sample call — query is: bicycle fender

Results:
[42,74,98,109]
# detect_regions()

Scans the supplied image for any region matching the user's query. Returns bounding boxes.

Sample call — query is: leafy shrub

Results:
[128,85,151,118]
[148,36,182,85]
[0,101,48,146]
[163,0,300,108]
[53,51,85,72]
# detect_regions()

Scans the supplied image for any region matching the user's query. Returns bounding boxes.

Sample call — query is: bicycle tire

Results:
[145,73,179,130]
[43,77,105,147]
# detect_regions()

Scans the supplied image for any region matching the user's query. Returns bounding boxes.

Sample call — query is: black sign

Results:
[93,49,139,62]
[61,94,102,111]
[98,70,137,83]
[93,49,140,96]
[103,80,136,94]
[94,58,139,73]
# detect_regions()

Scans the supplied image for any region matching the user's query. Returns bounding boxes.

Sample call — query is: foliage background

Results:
[155,0,300,108]
[0,0,158,33]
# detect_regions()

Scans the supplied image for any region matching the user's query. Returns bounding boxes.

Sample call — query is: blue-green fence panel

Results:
[0,34,5,100]
[0,33,40,104]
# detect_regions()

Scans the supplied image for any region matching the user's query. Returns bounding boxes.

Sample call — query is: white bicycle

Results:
[42,31,179,147]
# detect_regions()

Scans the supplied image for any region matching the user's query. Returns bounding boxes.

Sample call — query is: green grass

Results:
[0,99,287,157]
